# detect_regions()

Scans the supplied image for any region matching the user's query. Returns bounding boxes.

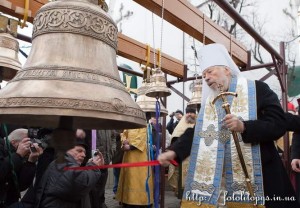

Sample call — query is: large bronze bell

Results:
[145,69,171,98]
[0,16,21,81]
[0,0,146,129]
[187,79,202,109]
[136,82,168,117]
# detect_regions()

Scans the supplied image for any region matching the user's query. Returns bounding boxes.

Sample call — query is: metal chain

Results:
[152,12,156,69]
[159,0,165,70]
[203,15,206,45]
[230,35,233,57]
[193,38,198,80]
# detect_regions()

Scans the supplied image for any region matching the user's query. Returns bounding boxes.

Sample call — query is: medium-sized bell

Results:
[136,82,168,117]
[187,79,202,109]
[0,17,21,81]
[145,69,171,98]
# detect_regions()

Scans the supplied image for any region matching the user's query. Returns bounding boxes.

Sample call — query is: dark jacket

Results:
[292,132,300,160]
[0,138,36,207]
[285,113,300,134]
[21,147,55,206]
[285,112,300,159]
[170,81,299,208]
[36,154,101,208]
[96,130,116,165]
[112,133,123,164]
[166,118,179,135]
[285,112,300,160]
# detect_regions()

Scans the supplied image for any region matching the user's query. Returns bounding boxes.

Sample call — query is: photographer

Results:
[35,137,103,208]
[166,110,183,135]
[21,128,55,208]
[0,128,43,207]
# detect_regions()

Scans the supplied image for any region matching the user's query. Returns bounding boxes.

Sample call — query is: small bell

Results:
[145,69,171,98]
[136,82,168,117]
[0,16,21,81]
[187,79,202,110]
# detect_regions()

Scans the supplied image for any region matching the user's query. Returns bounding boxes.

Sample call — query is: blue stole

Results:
[181,76,265,207]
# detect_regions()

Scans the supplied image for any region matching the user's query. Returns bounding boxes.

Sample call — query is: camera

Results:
[92,149,100,157]
[28,128,53,152]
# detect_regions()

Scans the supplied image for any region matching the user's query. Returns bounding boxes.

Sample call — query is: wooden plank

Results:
[118,33,184,78]
[0,0,45,22]
[133,0,248,67]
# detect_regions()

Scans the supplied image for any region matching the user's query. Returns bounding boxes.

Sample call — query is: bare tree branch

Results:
[196,0,213,8]
[196,0,296,71]
[252,42,264,64]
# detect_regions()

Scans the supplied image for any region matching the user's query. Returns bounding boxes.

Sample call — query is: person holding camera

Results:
[35,137,103,208]
[0,128,43,208]
[166,109,183,135]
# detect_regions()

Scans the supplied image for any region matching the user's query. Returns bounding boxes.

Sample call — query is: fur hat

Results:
[175,109,183,115]
[75,138,88,151]
[185,107,196,114]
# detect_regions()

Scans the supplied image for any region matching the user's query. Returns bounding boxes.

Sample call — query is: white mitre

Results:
[197,43,242,104]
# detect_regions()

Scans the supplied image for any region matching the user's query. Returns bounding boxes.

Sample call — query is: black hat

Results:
[297,98,300,106]
[185,106,196,114]
[175,109,183,115]
[75,138,89,151]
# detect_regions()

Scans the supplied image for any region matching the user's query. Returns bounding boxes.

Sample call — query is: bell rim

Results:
[145,90,171,98]
[0,110,147,130]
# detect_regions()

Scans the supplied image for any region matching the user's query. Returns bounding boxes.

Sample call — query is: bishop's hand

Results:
[222,114,245,133]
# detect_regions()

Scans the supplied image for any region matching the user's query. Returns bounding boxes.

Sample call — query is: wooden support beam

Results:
[0,0,47,22]
[1,0,184,78]
[118,34,184,78]
[133,0,248,67]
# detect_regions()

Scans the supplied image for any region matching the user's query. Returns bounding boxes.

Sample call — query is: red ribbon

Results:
[64,160,178,171]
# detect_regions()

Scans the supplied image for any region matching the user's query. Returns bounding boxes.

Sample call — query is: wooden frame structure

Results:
[0,0,248,70]
[0,0,290,206]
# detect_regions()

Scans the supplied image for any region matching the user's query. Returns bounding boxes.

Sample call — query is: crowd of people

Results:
[1,43,300,208]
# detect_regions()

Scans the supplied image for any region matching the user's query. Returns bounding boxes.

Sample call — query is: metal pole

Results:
[280,42,290,173]
[182,32,185,111]
[244,62,275,71]
[160,75,168,207]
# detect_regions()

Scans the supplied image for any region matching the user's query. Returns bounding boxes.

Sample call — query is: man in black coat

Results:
[166,110,183,135]
[0,128,42,207]
[35,137,103,208]
[158,43,299,208]
[291,130,300,205]
[285,99,300,204]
